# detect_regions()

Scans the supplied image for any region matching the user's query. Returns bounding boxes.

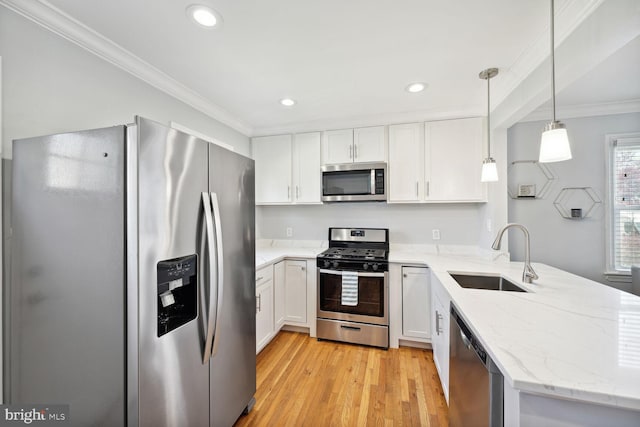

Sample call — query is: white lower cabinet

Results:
[430,273,450,403]
[401,266,431,339]
[256,258,314,354]
[256,265,274,353]
[284,259,307,324]
[273,261,286,330]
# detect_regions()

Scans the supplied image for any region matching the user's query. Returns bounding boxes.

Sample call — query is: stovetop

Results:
[317,227,390,272]
[318,247,387,261]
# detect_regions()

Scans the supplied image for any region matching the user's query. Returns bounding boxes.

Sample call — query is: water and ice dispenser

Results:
[157,255,197,337]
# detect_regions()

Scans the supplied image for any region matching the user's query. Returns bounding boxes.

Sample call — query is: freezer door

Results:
[208,145,256,427]
[7,126,127,426]
[136,117,209,427]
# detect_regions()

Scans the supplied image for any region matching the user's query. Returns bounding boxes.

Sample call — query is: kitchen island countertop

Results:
[257,241,640,412]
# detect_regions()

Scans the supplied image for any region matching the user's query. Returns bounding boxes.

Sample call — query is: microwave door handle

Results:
[209,192,224,359]
[370,170,375,195]
[201,192,216,363]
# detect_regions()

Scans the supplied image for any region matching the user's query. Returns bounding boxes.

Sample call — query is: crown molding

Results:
[521,99,640,123]
[251,106,484,137]
[0,0,253,136]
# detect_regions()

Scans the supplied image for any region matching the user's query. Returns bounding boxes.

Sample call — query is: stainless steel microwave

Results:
[321,162,387,202]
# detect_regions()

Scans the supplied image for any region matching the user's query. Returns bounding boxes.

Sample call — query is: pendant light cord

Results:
[550,0,557,123]
[487,71,491,157]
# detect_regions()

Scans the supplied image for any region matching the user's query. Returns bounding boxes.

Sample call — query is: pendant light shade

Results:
[479,67,499,182]
[540,122,572,162]
[539,0,572,163]
[481,158,499,182]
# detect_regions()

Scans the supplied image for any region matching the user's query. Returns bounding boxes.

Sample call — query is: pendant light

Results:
[479,67,499,182]
[539,0,572,163]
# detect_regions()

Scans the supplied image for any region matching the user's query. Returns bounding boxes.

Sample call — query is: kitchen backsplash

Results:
[257,203,483,244]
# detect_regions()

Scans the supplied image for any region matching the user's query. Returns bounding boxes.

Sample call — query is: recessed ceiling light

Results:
[186,4,222,28]
[406,82,427,93]
[280,98,296,107]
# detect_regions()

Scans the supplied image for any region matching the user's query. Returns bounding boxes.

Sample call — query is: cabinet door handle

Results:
[403,273,407,278]
[354,144,358,159]
[426,181,430,197]
[256,276,264,282]
[287,185,291,200]
[301,266,305,271]
[256,294,261,313]
[415,181,419,197]
[349,145,353,160]
[436,310,443,335]
[296,186,300,199]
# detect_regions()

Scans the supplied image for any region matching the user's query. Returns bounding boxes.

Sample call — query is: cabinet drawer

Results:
[256,265,273,287]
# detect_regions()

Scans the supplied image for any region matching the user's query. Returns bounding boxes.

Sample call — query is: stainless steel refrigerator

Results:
[4,117,256,426]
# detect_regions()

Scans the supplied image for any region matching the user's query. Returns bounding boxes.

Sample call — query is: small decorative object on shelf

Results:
[508,160,556,199]
[553,187,602,219]
[518,184,536,198]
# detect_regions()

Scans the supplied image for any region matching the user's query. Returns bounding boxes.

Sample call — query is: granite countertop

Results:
[256,240,640,411]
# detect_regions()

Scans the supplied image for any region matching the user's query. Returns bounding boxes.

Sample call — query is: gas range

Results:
[316,227,390,348]
[316,228,389,272]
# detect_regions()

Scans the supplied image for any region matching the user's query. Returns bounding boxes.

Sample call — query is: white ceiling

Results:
[556,34,640,105]
[26,0,628,135]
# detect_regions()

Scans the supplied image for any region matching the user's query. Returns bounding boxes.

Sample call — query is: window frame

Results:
[605,132,640,276]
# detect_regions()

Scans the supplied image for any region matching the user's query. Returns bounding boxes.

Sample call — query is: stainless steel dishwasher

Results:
[449,305,503,427]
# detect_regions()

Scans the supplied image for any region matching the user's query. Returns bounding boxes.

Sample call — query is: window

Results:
[607,134,640,273]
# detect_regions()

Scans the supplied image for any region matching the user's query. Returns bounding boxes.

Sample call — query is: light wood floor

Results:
[234,331,448,426]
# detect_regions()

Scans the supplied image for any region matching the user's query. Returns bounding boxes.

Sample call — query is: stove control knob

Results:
[363,263,369,270]
[332,261,339,269]
[323,260,330,268]
[372,263,379,271]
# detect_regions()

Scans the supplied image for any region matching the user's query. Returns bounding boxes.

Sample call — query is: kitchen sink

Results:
[449,273,527,292]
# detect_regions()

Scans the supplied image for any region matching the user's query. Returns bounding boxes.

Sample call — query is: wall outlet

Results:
[432,229,441,240]
[286,227,293,237]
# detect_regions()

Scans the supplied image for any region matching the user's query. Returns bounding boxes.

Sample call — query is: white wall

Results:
[258,203,483,245]
[507,112,640,290]
[0,7,250,158]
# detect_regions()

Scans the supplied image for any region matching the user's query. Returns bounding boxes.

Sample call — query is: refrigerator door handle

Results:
[209,192,224,358]
[201,192,217,363]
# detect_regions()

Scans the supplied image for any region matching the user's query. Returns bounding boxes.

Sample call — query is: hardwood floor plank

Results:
[234,331,448,427]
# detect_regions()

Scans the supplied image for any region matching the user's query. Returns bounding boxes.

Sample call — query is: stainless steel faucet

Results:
[491,223,539,284]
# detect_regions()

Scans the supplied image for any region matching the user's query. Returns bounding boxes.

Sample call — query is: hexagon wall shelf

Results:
[508,160,556,199]
[553,187,602,219]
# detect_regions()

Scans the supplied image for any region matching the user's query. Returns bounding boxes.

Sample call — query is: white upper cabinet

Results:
[425,117,485,202]
[322,127,386,165]
[292,132,321,204]
[388,123,424,202]
[252,132,321,205]
[388,118,486,203]
[322,129,353,164]
[252,134,292,204]
[254,118,484,205]
[353,126,387,163]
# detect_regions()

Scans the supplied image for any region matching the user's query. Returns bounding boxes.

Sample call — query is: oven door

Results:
[317,269,388,326]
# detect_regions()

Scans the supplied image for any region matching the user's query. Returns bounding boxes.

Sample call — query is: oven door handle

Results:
[319,269,385,278]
